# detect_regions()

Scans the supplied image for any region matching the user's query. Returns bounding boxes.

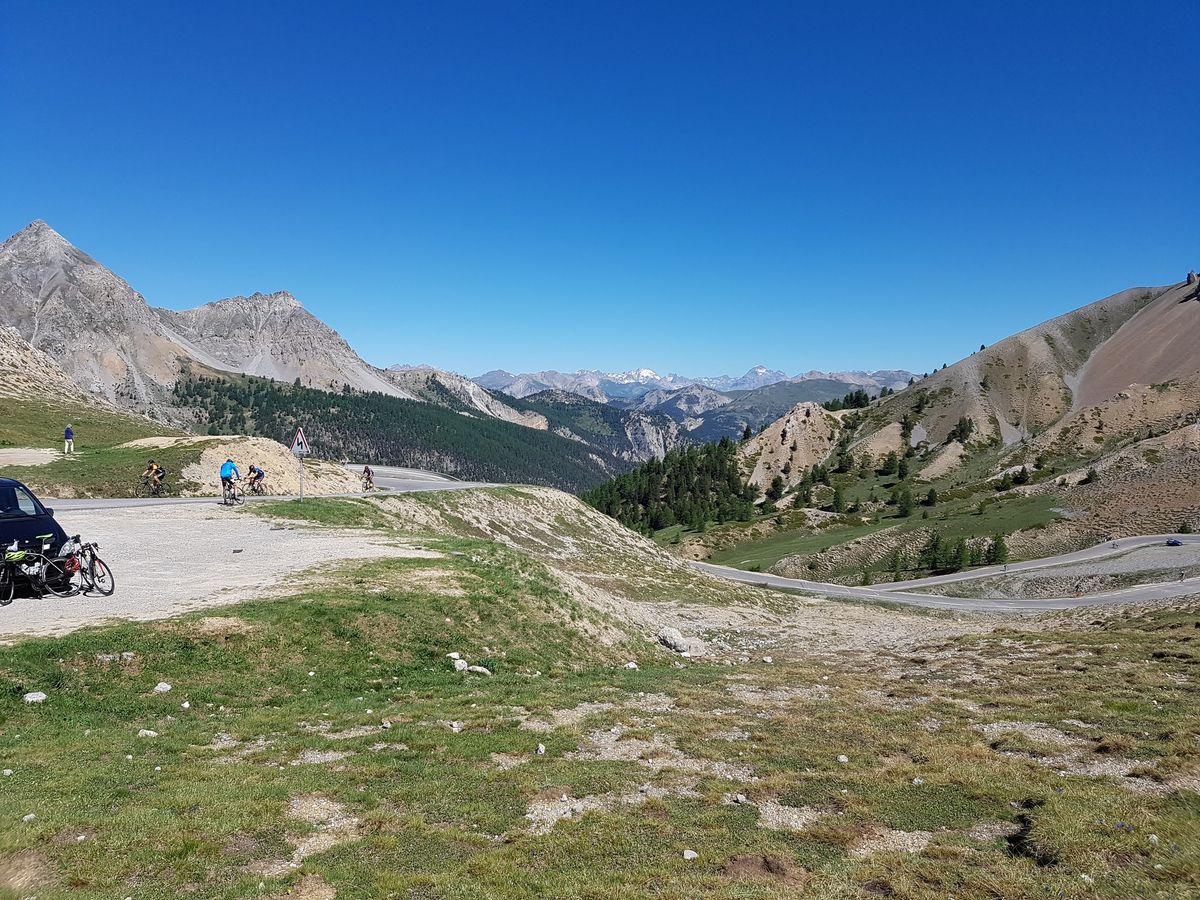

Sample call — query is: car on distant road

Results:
[1166,538,1183,547]
[0,478,68,552]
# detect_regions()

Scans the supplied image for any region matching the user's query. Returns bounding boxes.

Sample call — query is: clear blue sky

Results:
[2,1,1197,378]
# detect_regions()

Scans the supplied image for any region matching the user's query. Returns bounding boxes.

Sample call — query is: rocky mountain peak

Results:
[1,219,104,271]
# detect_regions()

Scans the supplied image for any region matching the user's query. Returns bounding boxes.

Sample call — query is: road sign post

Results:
[290,427,311,501]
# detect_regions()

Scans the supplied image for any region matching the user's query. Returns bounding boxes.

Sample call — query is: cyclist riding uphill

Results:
[141,460,165,488]
[247,464,265,488]
[220,458,240,491]
[362,465,374,488]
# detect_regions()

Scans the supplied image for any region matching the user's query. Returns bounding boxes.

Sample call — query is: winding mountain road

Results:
[693,534,1200,612]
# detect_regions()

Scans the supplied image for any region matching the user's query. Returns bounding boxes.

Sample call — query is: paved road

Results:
[881,534,1200,589]
[48,467,488,513]
[694,534,1200,613]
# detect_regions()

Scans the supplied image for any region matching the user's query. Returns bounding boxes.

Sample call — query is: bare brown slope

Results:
[1074,280,1200,408]
[860,284,1167,453]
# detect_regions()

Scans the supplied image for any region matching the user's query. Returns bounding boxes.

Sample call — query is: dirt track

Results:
[0,504,433,639]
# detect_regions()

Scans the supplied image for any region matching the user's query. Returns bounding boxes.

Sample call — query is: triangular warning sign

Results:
[290,427,311,456]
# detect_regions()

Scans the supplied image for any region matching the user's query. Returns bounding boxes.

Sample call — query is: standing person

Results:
[63,424,74,455]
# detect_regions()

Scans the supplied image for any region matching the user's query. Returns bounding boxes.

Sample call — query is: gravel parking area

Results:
[0,504,434,639]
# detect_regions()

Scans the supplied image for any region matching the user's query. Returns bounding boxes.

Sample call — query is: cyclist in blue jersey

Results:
[220,458,240,493]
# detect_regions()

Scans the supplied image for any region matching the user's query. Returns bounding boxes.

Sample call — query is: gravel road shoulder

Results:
[0,504,434,640]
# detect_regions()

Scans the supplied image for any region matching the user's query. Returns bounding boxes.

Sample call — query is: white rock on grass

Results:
[2,769,12,777]
[466,665,492,676]
[152,682,172,694]
[137,729,158,738]
[446,652,462,660]
[23,691,47,704]
[657,627,705,657]
[453,659,469,672]
[536,743,546,756]
[762,656,774,664]
[181,701,190,710]
[837,754,850,764]
[623,662,639,670]
[21,813,35,824]
[682,849,698,860]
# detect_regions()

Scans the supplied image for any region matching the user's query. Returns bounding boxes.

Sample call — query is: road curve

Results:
[693,534,1200,613]
[880,534,1200,589]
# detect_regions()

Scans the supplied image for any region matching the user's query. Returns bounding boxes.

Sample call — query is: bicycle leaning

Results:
[0,534,114,604]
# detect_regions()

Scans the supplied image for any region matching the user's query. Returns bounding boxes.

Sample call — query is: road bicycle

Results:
[222,479,245,506]
[362,476,375,492]
[74,537,115,596]
[0,535,80,603]
[246,478,268,496]
[138,475,166,497]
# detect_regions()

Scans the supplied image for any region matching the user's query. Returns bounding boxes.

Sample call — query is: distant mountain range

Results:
[0,218,915,484]
[473,365,913,402]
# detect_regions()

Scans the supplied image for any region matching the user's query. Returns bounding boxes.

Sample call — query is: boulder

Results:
[657,626,705,657]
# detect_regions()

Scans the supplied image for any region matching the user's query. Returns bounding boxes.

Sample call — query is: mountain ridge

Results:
[473,365,914,404]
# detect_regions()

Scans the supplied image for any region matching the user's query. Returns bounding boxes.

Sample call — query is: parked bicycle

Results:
[0,534,80,603]
[74,537,115,596]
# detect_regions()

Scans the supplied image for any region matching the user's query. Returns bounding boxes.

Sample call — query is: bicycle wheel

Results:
[0,565,14,606]
[89,557,115,596]
[40,558,78,598]
[231,484,245,505]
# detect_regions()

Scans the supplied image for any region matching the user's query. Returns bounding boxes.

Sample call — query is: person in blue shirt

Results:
[63,424,74,455]
[219,458,240,493]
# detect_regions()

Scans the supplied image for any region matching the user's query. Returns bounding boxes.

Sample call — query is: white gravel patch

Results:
[0,505,433,638]
[0,447,60,466]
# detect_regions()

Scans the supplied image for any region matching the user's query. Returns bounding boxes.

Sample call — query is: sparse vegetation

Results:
[0,500,1195,898]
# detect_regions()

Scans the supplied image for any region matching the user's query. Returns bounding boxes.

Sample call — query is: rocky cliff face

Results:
[158,291,411,397]
[632,384,732,417]
[618,411,682,462]
[0,220,200,409]
[0,325,96,402]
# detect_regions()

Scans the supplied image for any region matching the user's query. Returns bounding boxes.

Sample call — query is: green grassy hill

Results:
[0,396,200,498]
